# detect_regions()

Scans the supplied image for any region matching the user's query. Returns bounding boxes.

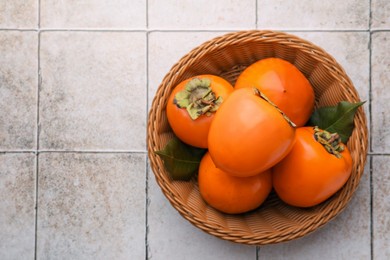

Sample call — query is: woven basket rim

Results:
[147,30,368,245]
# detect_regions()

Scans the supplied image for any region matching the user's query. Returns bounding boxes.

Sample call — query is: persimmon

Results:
[208,87,296,177]
[272,127,353,208]
[166,75,233,148]
[198,152,272,214]
[235,57,315,127]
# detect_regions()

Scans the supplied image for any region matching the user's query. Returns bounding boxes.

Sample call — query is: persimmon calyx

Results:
[174,77,223,120]
[313,126,345,158]
[253,88,297,128]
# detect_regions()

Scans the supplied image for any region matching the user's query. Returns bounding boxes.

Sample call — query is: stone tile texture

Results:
[0,31,37,150]
[39,32,146,151]
[0,154,35,260]
[373,156,390,259]
[37,153,146,259]
[371,0,390,29]
[148,0,256,29]
[257,0,369,30]
[0,0,38,28]
[41,0,146,29]
[371,32,390,153]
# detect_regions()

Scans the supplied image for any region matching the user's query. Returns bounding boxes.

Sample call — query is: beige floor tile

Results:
[257,0,369,30]
[37,153,146,259]
[148,31,227,107]
[0,31,37,150]
[371,32,390,153]
[0,0,38,28]
[0,153,35,259]
[371,0,390,29]
[39,32,146,151]
[259,159,371,259]
[147,172,256,260]
[148,0,255,29]
[373,156,390,259]
[40,0,146,29]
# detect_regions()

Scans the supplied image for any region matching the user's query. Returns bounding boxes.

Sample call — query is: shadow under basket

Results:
[147,30,368,245]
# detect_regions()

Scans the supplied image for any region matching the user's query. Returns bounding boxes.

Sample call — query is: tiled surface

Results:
[257,0,370,30]
[1,1,389,259]
[0,31,37,150]
[148,0,256,29]
[40,0,146,29]
[0,0,38,28]
[373,156,390,260]
[37,153,146,259]
[371,0,390,29]
[39,32,146,151]
[0,154,35,259]
[371,32,390,153]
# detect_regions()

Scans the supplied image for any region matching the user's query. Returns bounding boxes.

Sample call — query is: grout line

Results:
[368,31,373,154]
[145,24,150,260]
[255,0,258,29]
[0,150,37,154]
[2,28,390,33]
[368,153,390,156]
[370,28,390,32]
[34,153,39,260]
[3,150,388,155]
[368,0,373,154]
[0,150,147,154]
[145,159,150,260]
[146,0,149,28]
[370,155,374,260]
[256,246,260,259]
[369,0,373,29]
[145,2,150,257]
[34,1,41,257]
[368,2,373,258]
[0,28,39,32]
[38,150,148,154]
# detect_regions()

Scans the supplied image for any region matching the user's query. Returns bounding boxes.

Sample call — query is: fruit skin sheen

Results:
[208,87,296,177]
[198,152,272,214]
[166,75,233,148]
[272,127,353,208]
[235,57,315,127]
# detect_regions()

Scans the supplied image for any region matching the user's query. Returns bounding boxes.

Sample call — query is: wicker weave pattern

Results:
[147,30,368,245]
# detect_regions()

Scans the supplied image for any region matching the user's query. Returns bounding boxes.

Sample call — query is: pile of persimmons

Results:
[165,58,353,214]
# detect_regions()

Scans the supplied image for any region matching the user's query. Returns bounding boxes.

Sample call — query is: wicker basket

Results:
[147,30,368,245]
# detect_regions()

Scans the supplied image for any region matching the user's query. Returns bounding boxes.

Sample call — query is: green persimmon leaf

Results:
[155,137,207,181]
[307,101,365,143]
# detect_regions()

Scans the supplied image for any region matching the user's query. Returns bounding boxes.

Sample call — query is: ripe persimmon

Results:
[272,127,353,207]
[208,87,296,177]
[166,75,233,148]
[235,57,315,127]
[198,152,272,214]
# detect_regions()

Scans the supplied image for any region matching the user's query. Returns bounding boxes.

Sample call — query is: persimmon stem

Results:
[174,78,223,120]
[313,126,345,158]
[252,88,296,128]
